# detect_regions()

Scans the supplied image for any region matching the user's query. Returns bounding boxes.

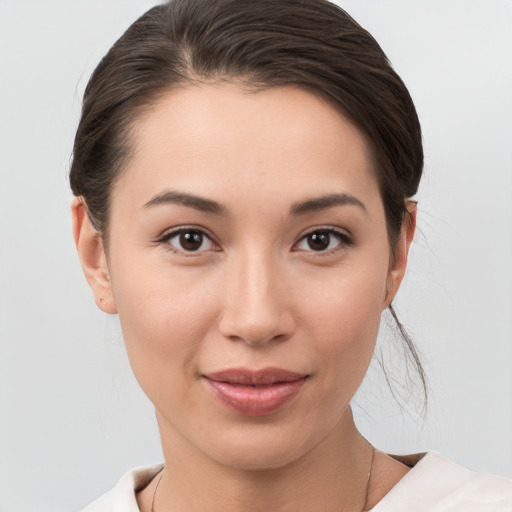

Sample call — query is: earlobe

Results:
[71,197,117,314]
[383,201,417,309]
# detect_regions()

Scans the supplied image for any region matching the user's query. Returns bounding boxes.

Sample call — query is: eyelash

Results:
[293,227,354,254]
[156,227,219,255]
[155,226,354,255]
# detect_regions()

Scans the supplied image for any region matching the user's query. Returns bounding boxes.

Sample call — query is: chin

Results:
[200,422,322,472]
[215,446,305,472]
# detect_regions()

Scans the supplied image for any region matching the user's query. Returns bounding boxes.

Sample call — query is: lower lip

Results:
[203,377,307,416]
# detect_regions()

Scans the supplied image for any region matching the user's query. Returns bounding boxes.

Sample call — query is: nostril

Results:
[217,267,296,345]
[219,315,295,346]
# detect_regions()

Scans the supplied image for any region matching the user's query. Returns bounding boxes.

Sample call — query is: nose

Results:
[218,252,296,346]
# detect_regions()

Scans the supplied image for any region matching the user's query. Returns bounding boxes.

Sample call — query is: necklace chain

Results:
[362,445,376,511]
[151,445,375,512]
[151,469,164,512]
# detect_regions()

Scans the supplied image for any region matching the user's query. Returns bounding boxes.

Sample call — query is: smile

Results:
[202,367,308,416]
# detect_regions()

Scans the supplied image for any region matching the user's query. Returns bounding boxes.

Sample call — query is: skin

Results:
[73,84,415,511]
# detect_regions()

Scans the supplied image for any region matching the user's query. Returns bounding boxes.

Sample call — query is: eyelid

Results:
[155,225,220,254]
[154,224,353,255]
[293,226,354,253]
[299,225,352,238]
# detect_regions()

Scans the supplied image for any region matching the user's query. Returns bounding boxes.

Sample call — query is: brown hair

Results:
[70,0,426,402]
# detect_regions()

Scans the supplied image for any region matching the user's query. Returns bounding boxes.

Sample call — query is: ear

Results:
[71,197,117,314]
[383,201,417,309]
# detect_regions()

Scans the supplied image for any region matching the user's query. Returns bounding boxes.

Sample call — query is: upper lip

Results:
[203,367,308,386]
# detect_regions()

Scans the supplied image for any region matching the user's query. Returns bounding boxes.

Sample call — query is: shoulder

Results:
[80,464,164,512]
[371,452,512,512]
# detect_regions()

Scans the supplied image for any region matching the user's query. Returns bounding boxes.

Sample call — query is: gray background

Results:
[1,1,511,510]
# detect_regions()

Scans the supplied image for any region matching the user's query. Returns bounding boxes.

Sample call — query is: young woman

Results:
[70,0,512,510]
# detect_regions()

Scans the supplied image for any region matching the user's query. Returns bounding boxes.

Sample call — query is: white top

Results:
[81,452,512,511]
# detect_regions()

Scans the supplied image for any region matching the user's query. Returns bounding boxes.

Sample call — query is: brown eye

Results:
[306,231,331,251]
[295,229,352,253]
[164,228,216,253]
[180,230,204,251]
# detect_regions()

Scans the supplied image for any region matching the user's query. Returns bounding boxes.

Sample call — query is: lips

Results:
[202,367,308,416]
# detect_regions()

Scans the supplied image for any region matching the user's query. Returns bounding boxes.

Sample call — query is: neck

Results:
[151,408,373,512]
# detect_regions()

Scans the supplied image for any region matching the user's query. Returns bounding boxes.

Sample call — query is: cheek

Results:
[296,262,388,382]
[109,258,221,399]
[299,259,388,334]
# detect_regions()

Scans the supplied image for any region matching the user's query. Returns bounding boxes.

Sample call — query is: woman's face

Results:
[76,84,412,470]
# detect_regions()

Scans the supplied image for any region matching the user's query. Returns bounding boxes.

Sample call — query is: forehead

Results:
[114,83,380,211]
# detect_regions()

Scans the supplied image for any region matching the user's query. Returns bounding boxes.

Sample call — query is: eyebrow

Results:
[143,190,366,217]
[290,193,367,216]
[143,190,227,215]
